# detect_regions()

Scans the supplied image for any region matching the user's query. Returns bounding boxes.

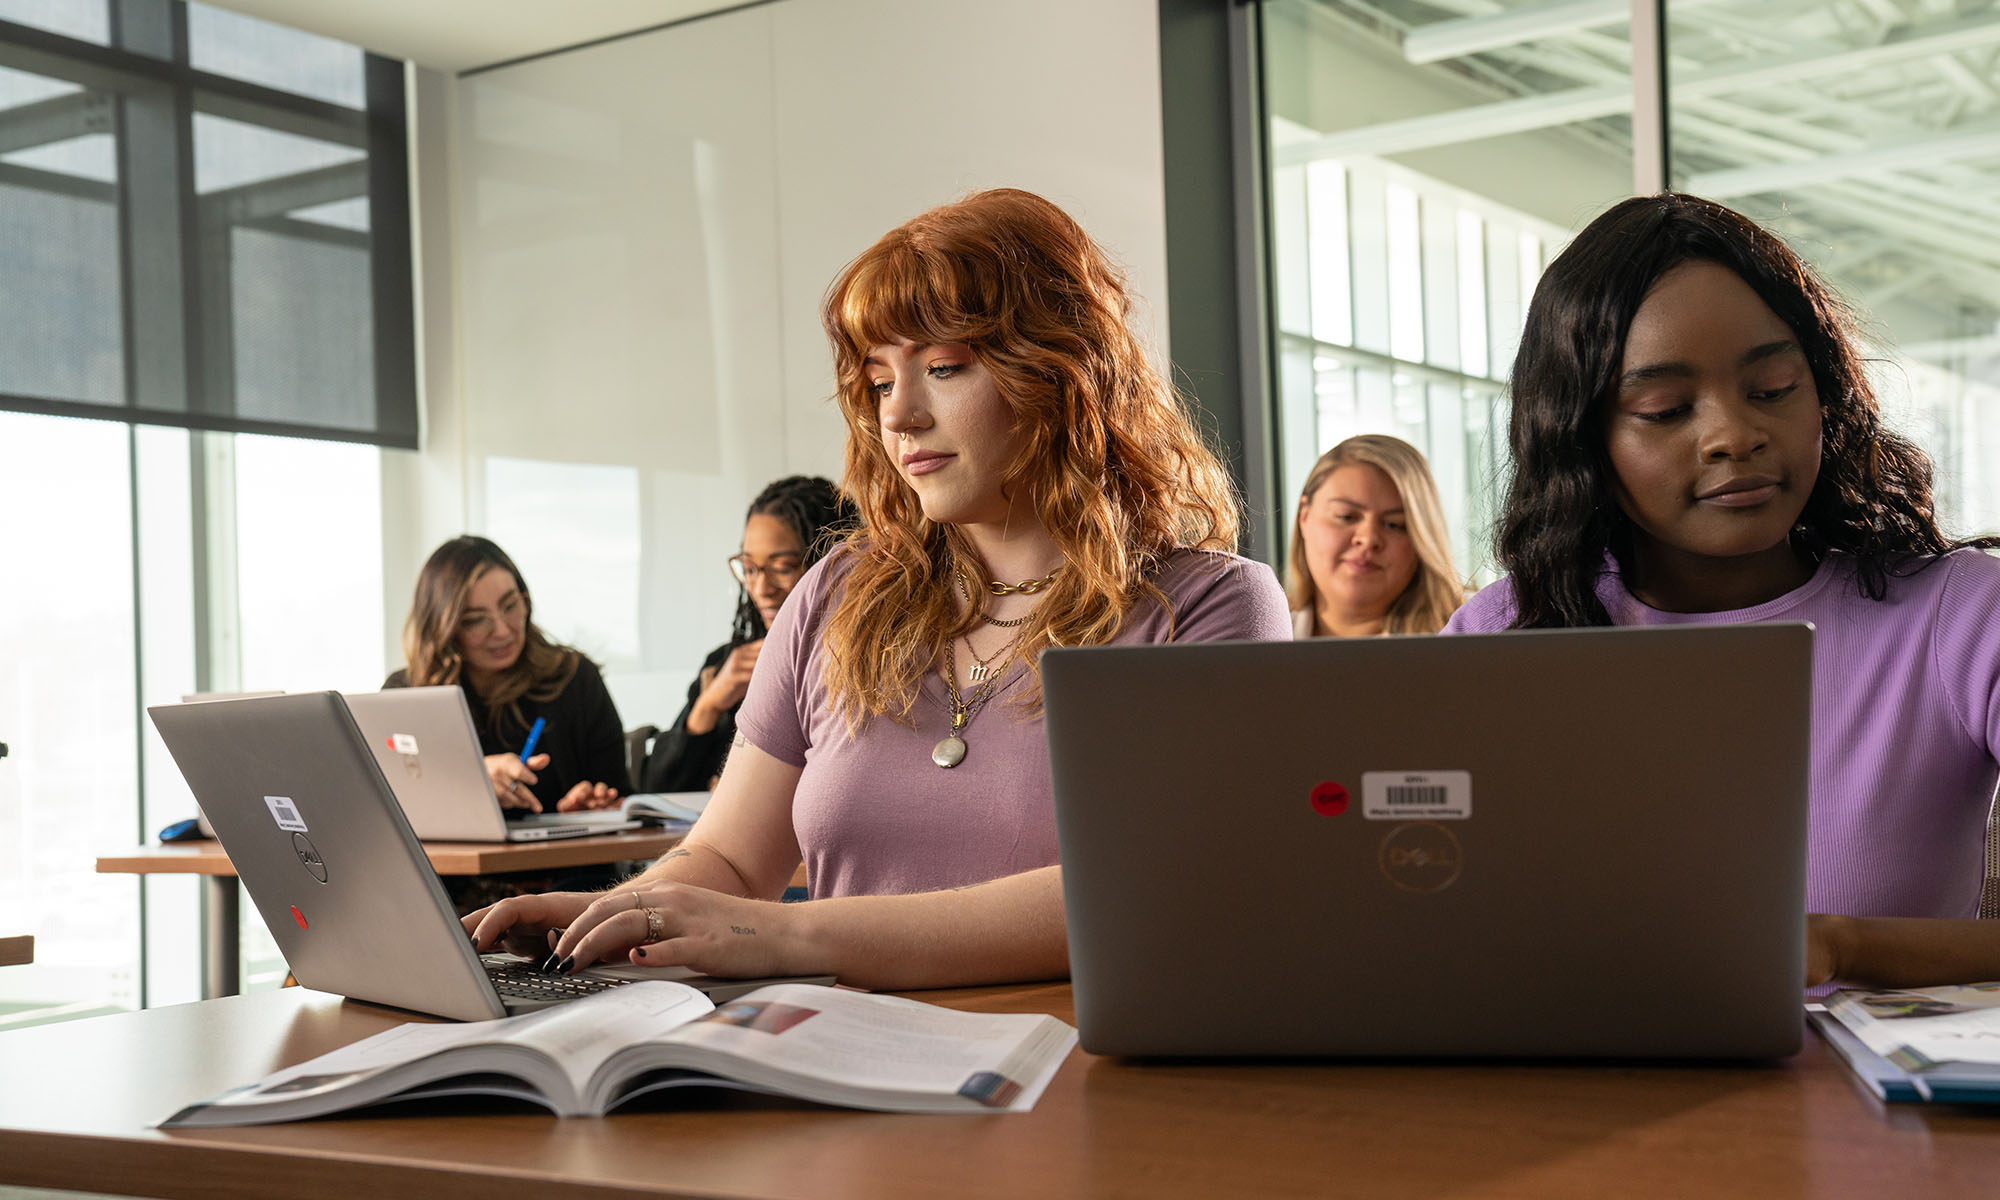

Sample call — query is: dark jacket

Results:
[639,640,738,793]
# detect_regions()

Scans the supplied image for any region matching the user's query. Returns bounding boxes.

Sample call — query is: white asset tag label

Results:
[391,733,419,755]
[264,795,308,833]
[1362,771,1472,820]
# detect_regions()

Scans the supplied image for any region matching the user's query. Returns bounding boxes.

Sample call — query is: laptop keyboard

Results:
[486,959,629,1002]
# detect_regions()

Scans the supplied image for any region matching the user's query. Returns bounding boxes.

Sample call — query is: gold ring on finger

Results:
[643,907,665,944]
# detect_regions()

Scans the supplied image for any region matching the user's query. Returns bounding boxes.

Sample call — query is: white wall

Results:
[394,0,1170,729]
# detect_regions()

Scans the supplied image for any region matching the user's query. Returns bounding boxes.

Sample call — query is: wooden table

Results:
[0,935,32,966]
[4,982,2000,1199]
[97,831,681,999]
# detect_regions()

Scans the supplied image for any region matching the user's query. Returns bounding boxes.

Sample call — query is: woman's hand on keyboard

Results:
[539,884,796,980]
[463,891,597,961]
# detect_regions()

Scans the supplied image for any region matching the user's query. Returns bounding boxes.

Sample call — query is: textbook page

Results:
[600,983,1077,1113]
[166,982,712,1124]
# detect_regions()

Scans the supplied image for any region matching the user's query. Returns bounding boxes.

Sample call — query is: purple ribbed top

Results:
[1445,551,2000,918]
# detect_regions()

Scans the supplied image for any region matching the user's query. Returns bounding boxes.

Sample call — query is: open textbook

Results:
[163,981,1076,1125]
[1813,982,2000,1103]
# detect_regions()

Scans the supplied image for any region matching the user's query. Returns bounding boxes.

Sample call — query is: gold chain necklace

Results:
[985,568,1059,595]
[965,625,1027,684]
[932,639,1012,768]
[957,568,1057,629]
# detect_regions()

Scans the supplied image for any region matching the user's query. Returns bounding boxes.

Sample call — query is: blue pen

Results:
[520,717,546,763]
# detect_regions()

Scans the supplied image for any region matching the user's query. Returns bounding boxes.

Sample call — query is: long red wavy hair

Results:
[819,188,1239,730]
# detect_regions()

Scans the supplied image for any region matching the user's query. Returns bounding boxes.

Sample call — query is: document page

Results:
[1829,984,2000,1069]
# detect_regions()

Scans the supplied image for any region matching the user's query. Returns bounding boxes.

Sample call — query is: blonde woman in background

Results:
[1287,434,1465,637]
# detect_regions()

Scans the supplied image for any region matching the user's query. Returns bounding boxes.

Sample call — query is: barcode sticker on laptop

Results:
[264,795,308,833]
[1362,772,1470,820]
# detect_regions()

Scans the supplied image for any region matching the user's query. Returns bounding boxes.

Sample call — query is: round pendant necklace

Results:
[932,638,1011,768]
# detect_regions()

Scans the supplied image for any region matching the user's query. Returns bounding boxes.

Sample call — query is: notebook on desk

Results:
[343,686,638,841]
[1042,623,1812,1059]
[148,692,833,1022]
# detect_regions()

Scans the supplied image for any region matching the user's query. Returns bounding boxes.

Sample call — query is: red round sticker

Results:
[1310,782,1350,817]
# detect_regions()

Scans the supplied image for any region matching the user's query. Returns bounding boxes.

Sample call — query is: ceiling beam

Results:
[1402,0,1725,65]
[1278,10,2000,165]
[0,91,112,156]
[1688,122,2000,197]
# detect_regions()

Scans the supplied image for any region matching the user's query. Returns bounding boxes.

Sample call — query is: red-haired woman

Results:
[467,189,1290,989]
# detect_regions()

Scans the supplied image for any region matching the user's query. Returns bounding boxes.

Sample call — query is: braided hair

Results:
[729,475,859,645]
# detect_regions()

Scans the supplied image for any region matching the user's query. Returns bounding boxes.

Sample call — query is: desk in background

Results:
[4,982,2000,1199]
[96,831,681,999]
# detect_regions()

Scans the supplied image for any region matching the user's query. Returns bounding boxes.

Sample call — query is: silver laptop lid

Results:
[1044,624,1811,1059]
[149,692,509,1022]
[343,686,512,842]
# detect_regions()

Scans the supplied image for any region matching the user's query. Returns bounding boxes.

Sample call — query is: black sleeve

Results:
[562,658,633,795]
[639,643,737,793]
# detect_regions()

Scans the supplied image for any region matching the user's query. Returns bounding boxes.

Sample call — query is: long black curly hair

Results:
[1498,192,1996,629]
[729,475,860,645]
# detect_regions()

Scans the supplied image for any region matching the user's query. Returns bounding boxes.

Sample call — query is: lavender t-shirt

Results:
[737,548,1292,899]
[1444,551,2000,919]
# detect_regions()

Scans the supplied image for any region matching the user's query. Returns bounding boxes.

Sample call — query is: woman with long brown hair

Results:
[466,188,1290,989]
[390,535,629,813]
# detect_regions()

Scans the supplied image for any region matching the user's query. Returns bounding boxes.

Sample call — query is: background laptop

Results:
[1043,623,1811,1059]
[344,686,637,841]
[149,692,830,1021]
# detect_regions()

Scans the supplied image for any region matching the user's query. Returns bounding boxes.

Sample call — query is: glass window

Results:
[1259,0,1631,582]
[0,0,109,44]
[0,5,414,447]
[187,2,366,109]
[1664,0,2000,536]
[234,435,385,695]
[0,412,141,1029]
[0,67,122,407]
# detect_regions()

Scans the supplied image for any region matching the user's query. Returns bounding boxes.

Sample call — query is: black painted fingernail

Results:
[538,953,560,972]
[556,956,575,975]
[634,947,648,959]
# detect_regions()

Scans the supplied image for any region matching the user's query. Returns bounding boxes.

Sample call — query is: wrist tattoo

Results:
[662,848,692,863]
[730,925,757,936]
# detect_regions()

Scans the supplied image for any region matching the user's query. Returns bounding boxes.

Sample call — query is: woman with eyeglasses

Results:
[389,535,630,813]
[465,189,1290,989]
[640,476,858,793]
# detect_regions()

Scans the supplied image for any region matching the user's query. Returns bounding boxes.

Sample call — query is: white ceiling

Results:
[198,0,747,73]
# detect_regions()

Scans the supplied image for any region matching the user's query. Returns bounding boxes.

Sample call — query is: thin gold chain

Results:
[942,639,1008,733]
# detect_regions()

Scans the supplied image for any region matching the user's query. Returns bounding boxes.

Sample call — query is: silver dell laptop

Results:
[149,692,830,1021]
[344,686,637,841]
[1043,623,1811,1059]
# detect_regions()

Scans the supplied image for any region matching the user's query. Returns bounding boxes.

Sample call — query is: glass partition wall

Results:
[1663,0,2000,538]
[1257,0,2000,584]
